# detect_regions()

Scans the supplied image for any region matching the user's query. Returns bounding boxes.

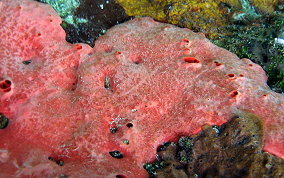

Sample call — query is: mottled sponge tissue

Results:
[0,0,284,178]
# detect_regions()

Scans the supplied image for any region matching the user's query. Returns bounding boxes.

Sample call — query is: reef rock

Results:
[0,0,283,177]
[147,113,284,177]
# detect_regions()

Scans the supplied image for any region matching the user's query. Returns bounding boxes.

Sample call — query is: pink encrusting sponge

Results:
[0,0,283,177]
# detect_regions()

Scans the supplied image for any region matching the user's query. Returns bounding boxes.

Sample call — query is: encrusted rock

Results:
[146,113,284,178]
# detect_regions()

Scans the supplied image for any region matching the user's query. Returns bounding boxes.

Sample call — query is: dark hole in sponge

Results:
[58,160,64,166]
[22,60,31,65]
[131,56,142,64]
[184,57,200,63]
[48,157,54,162]
[48,156,64,166]
[214,61,222,66]
[71,82,77,91]
[0,80,11,89]
[0,113,9,129]
[157,142,172,152]
[110,127,118,133]
[0,80,11,92]
[126,123,133,128]
[104,76,111,89]
[116,175,127,178]
[4,80,11,85]
[230,91,239,97]
[109,150,123,159]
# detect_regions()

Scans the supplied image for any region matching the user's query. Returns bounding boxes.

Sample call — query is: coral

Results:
[115,0,232,39]
[114,0,281,39]
[0,0,284,177]
[250,0,282,13]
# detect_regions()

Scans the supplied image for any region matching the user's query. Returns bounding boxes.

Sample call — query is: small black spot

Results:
[116,174,127,178]
[22,60,31,65]
[214,61,222,66]
[123,139,129,145]
[0,113,9,129]
[130,55,142,64]
[109,150,123,159]
[126,123,133,128]
[48,157,64,166]
[157,142,172,151]
[236,137,250,146]
[104,76,111,89]
[71,80,78,91]
[262,54,268,63]
[48,157,55,162]
[110,127,117,133]
[58,160,64,166]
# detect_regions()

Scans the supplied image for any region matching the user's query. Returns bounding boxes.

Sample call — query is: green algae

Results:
[37,0,88,27]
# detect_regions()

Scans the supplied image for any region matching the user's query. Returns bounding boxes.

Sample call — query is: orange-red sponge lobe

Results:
[0,0,284,177]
